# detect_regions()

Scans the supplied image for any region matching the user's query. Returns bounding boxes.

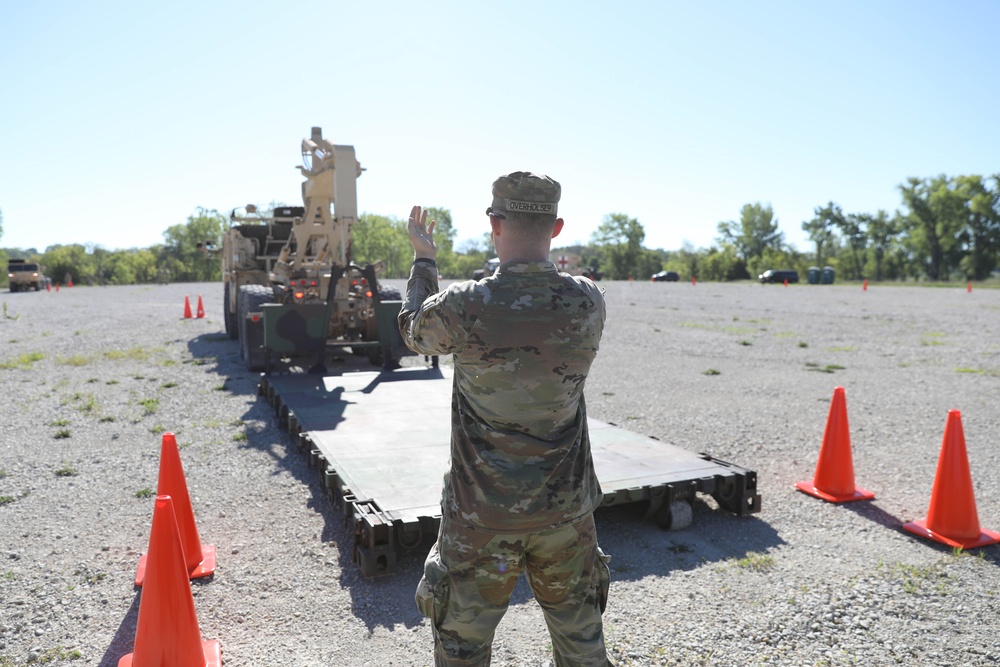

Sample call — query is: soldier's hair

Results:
[500,211,558,245]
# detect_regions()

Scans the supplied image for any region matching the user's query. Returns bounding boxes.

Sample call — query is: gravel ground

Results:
[1,279,998,667]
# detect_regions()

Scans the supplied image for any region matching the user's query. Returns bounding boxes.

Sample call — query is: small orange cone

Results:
[55,283,60,292]
[183,296,193,319]
[195,295,205,318]
[967,281,972,293]
[903,410,1000,549]
[796,387,875,502]
[783,278,788,286]
[136,433,216,586]
[691,276,697,285]
[863,279,868,291]
[119,495,221,667]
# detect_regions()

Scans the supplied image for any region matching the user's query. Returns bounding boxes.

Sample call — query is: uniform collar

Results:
[497,260,558,275]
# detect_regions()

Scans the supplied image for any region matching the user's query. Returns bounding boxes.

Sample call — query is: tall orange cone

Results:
[136,433,216,586]
[796,387,875,502]
[195,295,205,318]
[183,296,193,319]
[903,410,1000,549]
[863,279,868,291]
[119,495,221,667]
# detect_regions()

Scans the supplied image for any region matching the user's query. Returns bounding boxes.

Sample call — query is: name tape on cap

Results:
[504,199,557,214]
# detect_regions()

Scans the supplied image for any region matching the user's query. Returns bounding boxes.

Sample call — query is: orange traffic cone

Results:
[783,278,788,286]
[46,282,51,292]
[136,433,216,586]
[796,387,875,502]
[863,279,868,291]
[967,281,972,293]
[691,276,697,286]
[903,410,1000,549]
[183,296,193,319]
[195,295,205,319]
[119,495,221,667]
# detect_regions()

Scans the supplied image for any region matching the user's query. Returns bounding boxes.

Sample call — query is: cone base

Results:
[135,544,217,587]
[795,480,875,503]
[902,519,1000,550]
[118,639,221,667]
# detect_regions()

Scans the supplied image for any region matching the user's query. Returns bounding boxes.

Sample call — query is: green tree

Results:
[590,213,646,280]
[839,213,870,280]
[899,176,966,280]
[352,214,410,278]
[803,203,842,267]
[41,244,95,285]
[716,203,784,278]
[162,208,226,282]
[956,175,1000,280]
[864,210,899,281]
[698,245,744,281]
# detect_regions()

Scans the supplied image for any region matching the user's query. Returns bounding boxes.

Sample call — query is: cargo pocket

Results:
[415,551,450,627]
[595,547,611,613]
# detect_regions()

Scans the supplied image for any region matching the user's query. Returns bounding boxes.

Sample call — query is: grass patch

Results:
[805,362,845,373]
[920,338,945,346]
[0,495,16,506]
[106,379,119,385]
[955,367,985,374]
[28,647,83,662]
[0,351,44,370]
[213,382,228,391]
[825,345,857,352]
[56,354,91,366]
[135,488,155,499]
[161,381,178,389]
[0,469,7,479]
[798,341,808,348]
[232,432,248,442]
[54,429,71,439]
[138,397,159,415]
[104,346,152,361]
[50,418,71,427]
[150,424,166,434]
[3,302,19,320]
[98,415,116,423]
[54,465,77,477]
[733,551,775,572]
[738,340,752,346]
[703,368,721,376]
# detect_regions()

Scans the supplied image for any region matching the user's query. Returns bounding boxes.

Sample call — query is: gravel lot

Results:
[1,280,998,667]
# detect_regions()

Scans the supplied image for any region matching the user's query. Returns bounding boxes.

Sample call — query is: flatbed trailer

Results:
[258,365,761,577]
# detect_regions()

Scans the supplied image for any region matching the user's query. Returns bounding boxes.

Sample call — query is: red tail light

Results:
[366,290,373,298]
[294,291,305,300]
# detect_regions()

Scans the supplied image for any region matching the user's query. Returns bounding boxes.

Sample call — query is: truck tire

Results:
[224,283,237,340]
[238,284,272,371]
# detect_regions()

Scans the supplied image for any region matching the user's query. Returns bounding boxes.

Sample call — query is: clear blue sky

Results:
[1,0,998,254]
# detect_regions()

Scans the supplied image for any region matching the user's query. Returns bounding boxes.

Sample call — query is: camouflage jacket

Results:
[399,260,606,533]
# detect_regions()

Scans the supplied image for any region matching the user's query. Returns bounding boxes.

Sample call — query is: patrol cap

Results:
[486,171,560,220]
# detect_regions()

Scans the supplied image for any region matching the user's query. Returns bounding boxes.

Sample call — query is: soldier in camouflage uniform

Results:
[399,172,613,667]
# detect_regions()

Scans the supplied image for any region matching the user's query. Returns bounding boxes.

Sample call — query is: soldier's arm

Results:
[398,262,460,355]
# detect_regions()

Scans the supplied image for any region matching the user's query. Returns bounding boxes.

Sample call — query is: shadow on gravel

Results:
[187,333,260,397]
[593,499,785,582]
[98,594,139,667]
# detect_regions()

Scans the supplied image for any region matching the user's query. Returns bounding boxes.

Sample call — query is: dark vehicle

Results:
[758,269,799,284]
[651,270,679,282]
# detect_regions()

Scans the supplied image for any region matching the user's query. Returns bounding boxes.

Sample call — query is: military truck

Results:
[219,127,407,372]
[7,259,47,292]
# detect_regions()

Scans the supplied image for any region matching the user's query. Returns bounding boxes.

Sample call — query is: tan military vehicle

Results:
[7,259,47,292]
[217,127,405,372]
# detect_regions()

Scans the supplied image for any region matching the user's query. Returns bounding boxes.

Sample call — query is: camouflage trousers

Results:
[416,512,612,667]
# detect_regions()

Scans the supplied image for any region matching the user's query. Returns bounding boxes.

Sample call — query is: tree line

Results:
[2,174,997,287]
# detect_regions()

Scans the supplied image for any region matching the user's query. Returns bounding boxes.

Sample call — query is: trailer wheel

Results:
[655,500,694,531]
[224,283,238,340]
[238,284,272,371]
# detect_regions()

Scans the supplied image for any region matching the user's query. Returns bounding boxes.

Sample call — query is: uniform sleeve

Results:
[398,263,474,356]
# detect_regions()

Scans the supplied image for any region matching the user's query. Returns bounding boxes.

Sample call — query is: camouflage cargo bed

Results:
[258,365,760,577]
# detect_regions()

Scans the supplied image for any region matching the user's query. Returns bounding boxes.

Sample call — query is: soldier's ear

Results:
[489,216,504,237]
[551,218,564,239]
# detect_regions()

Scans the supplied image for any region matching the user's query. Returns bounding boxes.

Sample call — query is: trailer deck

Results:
[259,364,761,577]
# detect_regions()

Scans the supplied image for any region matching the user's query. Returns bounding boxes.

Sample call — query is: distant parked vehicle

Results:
[7,259,47,292]
[758,269,799,284]
[651,270,680,282]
